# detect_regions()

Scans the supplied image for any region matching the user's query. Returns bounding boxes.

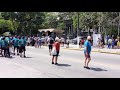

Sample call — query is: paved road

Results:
[0,46,120,78]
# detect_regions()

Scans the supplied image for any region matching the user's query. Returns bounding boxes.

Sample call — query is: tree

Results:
[1,12,46,35]
[0,19,14,34]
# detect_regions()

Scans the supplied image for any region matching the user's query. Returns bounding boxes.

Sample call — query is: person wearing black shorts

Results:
[12,36,19,55]
[47,36,54,55]
[18,36,26,58]
[19,46,26,53]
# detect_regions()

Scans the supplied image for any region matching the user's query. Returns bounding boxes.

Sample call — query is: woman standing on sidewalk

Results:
[51,38,60,65]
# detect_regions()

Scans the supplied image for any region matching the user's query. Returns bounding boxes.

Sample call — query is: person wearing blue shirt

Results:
[0,37,3,56]
[18,36,26,57]
[12,36,19,55]
[1,37,10,57]
[84,36,92,69]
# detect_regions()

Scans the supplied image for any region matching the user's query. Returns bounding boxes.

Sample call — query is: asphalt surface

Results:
[0,46,120,78]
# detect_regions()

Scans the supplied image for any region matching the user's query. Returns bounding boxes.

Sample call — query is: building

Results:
[38,28,64,39]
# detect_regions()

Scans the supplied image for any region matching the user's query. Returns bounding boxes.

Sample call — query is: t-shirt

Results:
[0,39,2,46]
[53,42,60,51]
[84,40,91,54]
[61,38,65,42]
[12,38,19,46]
[47,37,54,45]
[18,39,26,46]
[108,39,112,44]
[1,40,8,47]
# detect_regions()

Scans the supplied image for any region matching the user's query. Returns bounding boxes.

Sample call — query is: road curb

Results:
[63,48,120,55]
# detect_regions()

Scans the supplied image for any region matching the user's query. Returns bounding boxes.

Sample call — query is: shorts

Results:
[42,42,45,45]
[14,46,19,50]
[19,46,26,53]
[67,43,69,45]
[0,46,2,49]
[84,53,91,58]
[1,47,5,50]
[62,42,64,44]
[49,45,53,49]
[53,51,59,57]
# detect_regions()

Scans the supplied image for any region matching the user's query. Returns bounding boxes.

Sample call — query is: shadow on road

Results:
[56,64,71,67]
[90,67,107,71]
[24,57,33,58]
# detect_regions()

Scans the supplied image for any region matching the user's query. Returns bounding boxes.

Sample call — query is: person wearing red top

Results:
[52,38,60,65]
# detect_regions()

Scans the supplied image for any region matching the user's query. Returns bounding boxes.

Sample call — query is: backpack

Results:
[49,38,54,44]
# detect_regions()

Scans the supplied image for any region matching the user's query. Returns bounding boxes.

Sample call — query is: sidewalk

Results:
[62,44,120,55]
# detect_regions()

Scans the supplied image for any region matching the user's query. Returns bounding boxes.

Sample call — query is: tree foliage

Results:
[0,12,120,36]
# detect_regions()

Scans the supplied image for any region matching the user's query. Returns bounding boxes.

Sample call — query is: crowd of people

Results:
[0,35,65,65]
[0,34,119,69]
[0,35,27,58]
[106,35,120,49]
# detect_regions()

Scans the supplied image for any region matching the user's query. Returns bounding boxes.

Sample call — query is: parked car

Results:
[72,36,87,44]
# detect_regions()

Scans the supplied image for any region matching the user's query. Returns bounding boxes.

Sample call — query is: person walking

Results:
[84,36,92,69]
[1,37,10,57]
[47,35,54,55]
[0,37,3,56]
[38,37,42,48]
[12,36,19,55]
[18,36,27,58]
[51,38,60,65]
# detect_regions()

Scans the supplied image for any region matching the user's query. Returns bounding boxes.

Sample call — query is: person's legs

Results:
[84,58,87,68]
[84,54,87,68]
[55,56,58,64]
[4,47,6,57]
[7,47,10,57]
[49,45,52,55]
[86,55,91,69]
[13,46,16,55]
[23,46,26,57]
[62,42,64,47]
[49,45,51,55]
[19,46,22,57]
[17,46,19,55]
[52,56,55,64]
[1,46,3,56]
[40,43,41,48]
[55,51,59,64]
[38,42,40,48]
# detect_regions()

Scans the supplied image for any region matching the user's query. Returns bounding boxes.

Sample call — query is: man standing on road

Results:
[47,35,54,55]
[84,36,92,69]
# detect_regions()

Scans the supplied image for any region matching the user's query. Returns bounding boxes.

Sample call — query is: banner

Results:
[93,34,101,47]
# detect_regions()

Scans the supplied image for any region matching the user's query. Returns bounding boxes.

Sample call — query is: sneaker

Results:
[17,53,19,55]
[55,63,58,65]
[24,56,26,58]
[86,67,90,69]
[20,55,22,57]
[84,66,87,68]
[52,62,54,64]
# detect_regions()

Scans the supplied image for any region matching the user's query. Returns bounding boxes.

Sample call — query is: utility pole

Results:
[77,12,80,45]
[118,12,120,37]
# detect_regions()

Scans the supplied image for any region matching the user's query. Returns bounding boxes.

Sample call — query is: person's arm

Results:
[85,42,89,55]
[59,43,60,51]
[25,40,27,46]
